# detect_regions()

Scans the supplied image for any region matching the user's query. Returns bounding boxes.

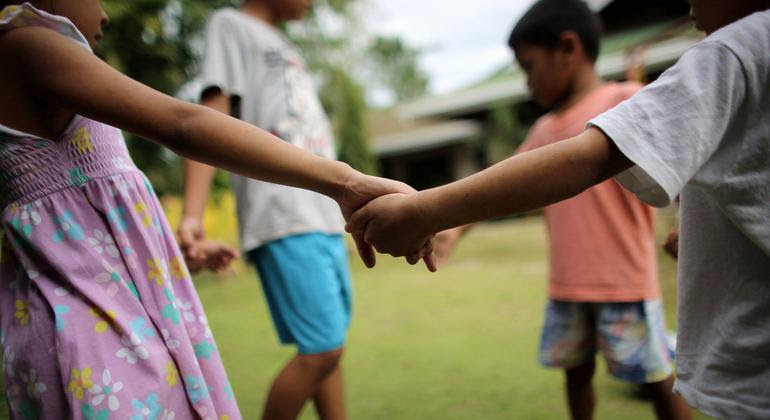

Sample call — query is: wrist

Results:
[327,161,356,203]
[411,191,441,237]
[180,211,204,224]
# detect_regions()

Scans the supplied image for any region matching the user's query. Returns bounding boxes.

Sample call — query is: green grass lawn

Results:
[192,214,711,420]
[0,213,713,419]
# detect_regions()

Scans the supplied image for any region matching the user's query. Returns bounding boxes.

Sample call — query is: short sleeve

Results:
[198,10,246,100]
[0,3,90,50]
[589,42,747,207]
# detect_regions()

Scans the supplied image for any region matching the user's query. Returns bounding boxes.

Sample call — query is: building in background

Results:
[368,0,698,190]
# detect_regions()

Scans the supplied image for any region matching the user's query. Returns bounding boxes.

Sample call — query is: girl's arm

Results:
[3,27,349,198]
[347,128,633,257]
[1,26,431,268]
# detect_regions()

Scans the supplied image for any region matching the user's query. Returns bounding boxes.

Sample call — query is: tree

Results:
[99,0,238,195]
[321,68,379,175]
[366,36,429,103]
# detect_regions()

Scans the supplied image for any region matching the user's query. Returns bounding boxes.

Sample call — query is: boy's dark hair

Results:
[508,0,602,62]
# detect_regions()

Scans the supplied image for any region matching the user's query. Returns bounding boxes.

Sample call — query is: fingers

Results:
[352,232,376,268]
[422,253,437,272]
[183,241,206,265]
[404,239,436,271]
[178,219,206,261]
[214,242,239,259]
[384,178,417,195]
[420,240,437,272]
[417,239,437,272]
[185,254,205,274]
[178,221,201,244]
[345,205,372,235]
[182,239,241,274]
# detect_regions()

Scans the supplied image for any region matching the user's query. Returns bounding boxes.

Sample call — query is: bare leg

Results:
[565,362,596,420]
[261,348,344,420]
[313,364,346,420]
[641,376,692,420]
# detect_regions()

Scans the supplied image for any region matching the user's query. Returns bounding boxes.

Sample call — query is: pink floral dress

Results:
[0,4,241,419]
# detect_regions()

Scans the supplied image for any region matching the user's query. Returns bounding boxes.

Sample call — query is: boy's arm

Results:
[179,89,230,262]
[348,127,632,257]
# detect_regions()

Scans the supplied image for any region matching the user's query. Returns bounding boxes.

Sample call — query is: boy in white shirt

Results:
[179,1,352,419]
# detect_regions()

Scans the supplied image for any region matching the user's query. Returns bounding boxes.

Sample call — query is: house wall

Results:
[380,143,477,190]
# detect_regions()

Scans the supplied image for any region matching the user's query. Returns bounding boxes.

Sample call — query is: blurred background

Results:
[97,0,699,197]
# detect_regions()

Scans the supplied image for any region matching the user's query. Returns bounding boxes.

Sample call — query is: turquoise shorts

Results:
[247,233,352,355]
[539,300,674,384]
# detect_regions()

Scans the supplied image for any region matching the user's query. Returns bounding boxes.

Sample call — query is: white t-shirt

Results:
[590,10,770,419]
[199,8,344,251]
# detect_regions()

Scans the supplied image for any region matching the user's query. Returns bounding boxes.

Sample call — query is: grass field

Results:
[189,212,710,420]
[0,206,714,419]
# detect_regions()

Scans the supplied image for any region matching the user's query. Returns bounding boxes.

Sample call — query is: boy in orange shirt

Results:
[436,1,691,418]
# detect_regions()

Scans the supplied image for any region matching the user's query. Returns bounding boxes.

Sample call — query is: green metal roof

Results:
[464,19,697,91]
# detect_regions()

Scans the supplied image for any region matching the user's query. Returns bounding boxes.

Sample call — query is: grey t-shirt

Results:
[199,8,344,251]
[590,10,770,419]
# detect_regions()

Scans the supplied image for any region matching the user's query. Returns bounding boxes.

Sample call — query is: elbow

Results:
[573,128,632,187]
[166,102,207,156]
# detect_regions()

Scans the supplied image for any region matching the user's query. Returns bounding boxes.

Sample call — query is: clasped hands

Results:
[338,172,437,272]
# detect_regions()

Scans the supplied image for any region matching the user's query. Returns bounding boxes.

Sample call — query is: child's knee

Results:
[565,362,596,385]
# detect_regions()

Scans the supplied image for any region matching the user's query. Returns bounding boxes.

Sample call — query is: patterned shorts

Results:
[539,300,674,384]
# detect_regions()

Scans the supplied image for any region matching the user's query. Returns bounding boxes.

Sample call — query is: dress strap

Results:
[0,2,91,51]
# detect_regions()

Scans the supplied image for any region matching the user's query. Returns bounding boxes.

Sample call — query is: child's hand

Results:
[178,216,206,262]
[432,227,464,268]
[336,170,435,270]
[184,240,239,274]
[663,227,679,259]
[346,192,435,269]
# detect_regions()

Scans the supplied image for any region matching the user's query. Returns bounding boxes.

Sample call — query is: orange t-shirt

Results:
[518,82,659,302]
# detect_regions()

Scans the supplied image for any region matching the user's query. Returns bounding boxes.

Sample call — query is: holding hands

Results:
[336,171,437,272]
[345,191,437,267]
[178,217,239,274]
[178,166,438,273]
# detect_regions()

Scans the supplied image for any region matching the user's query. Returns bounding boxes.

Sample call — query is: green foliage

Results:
[484,103,529,164]
[322,68,379,174]
[367,36,429,102]
[98,0,239,195]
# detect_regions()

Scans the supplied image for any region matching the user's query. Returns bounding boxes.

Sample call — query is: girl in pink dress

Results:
[0,1,424,418]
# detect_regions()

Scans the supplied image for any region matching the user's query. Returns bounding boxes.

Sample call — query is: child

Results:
[436,1,691,418]
[0,1,420,418]
[177,1,362,418]
[348,1,770,418]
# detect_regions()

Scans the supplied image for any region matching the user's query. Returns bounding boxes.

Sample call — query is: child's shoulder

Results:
[701,10,770,61]
[0,3,89,50]
[209,7,240,22]
[604,81,644,102]
[206,7,246,31]
[207,7,279,41]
